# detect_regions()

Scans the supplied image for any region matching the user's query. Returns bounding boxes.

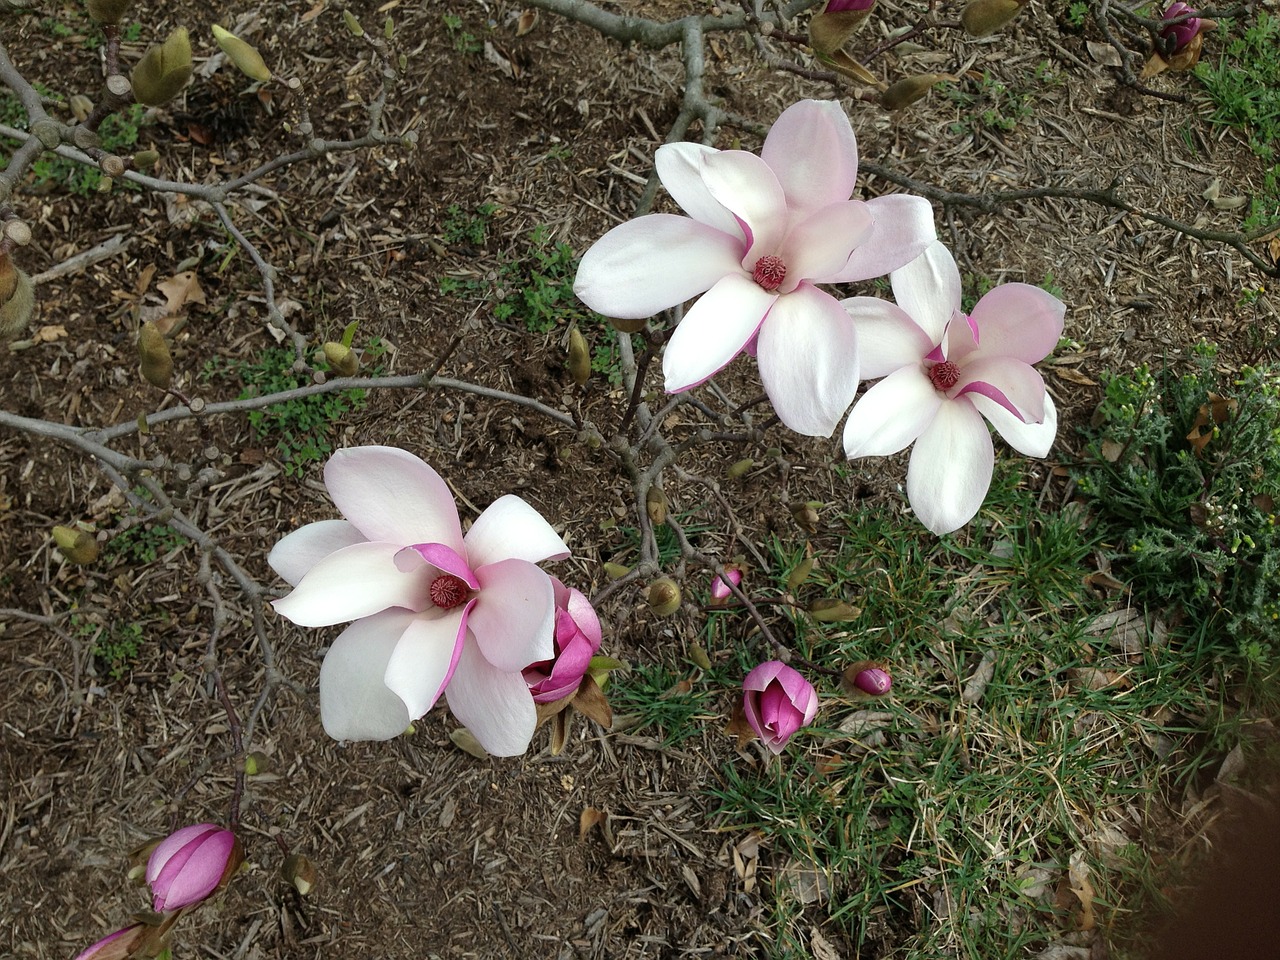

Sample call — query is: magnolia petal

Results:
[832,194,937,283]
[888,239,961,346]
[955,355,1046,422]
[403,542,479,587]
[273,541,428,627]
[445,640,538,756]
[152,830,235,911]
[840,296,933,380]
[325,446,463,551]
[318,609,418,740]
[383,604,471,720]
[465,495,569,569]
[574,214,744,319]
[470,558,556,670]
[969,282,1066,363]
[761,100,859,221]
[146,824,221,884]
[743,660,786,691]
[699,149,789,260]
[756,283,860,437]
[971,390,1058,457]
[779,200,874,290]
[663,273,775,391]
[268,519,366,587]
[906,400,994,535]
[655,142,742,238]
[842,366,941,458]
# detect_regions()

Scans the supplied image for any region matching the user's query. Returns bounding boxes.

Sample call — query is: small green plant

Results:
[106,521,189,566]
[95,622,145,680]
[441,202,497,248]
[442,13,482,54]
[1067,2,1089,27]
[946,72,1033,138]
[492,226,602,334]
[1077,344,1280,674]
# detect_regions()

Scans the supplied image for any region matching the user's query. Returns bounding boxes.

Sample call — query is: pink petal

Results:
[319,609,418,740]
[761,100,859,221]
[470,559,556,671]
[699,149,789,261]
[146,824,221,884]
[152,829,235,910]
[564,587,602,647]
[970,391,1058,457]
[756,283,860,437]
[574,214,744,319]
[831,194,937,283]
[268,519,366,587]
[955,355,1046,422]
[743,660,787,692]
[402,542,479,587]
[383,604,471,720]
[842,366,941,458]
[840,297,934,380]
[445,640,538,756]
[778,201,874,290]
[889,240,961,345]
[969,283,1066,364]
[655,142,743,238]
[74,925,146,960]
[906,400,994,535]
[662,273,775,392]
[272,541,428,627]
[464,495,569,569]
[325,446,463,551]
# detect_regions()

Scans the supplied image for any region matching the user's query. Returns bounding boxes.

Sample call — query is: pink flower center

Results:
[928,360,961,391]
[429,574,470,610]
[752,255,787,291]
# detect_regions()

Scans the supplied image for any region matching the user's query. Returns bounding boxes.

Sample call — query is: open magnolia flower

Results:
[841,241,1064,534]
[269,446,570,756]
[574,99,935,437]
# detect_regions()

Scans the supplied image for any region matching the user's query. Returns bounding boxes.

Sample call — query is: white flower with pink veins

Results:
[574,98,936,437]
[268,445,569,756]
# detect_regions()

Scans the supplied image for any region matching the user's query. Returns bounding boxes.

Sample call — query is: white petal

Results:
[889,240,961,345]
[268,519,365,587]
[833,195,938,283]
[761,100,859,222]
[655,142,742,238]
[382,605,470,720]
[906,400,994,535]
[842,366,941,458]
[319,610,417,741]
[445,641,538,757]
[574,214,744,319]
[662,273,775,391]
[840,297,934,380]
[325,446,464,551]
[272,541,429,627]
[970,391,1058,458]
[470,559,556,671]
[464,495,569,569]
[756,283,860,437]
[955,355,1046,423]
[778,201,874,289]
[699,150,789,260]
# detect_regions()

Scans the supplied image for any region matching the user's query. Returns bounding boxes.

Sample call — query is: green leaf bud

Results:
[322,341,359,377]
[281,853,317,896]
[342,9,364,36]
[567,324,591,386]
[133,149,160,170]
[137,320,174,389]
[211,24,272,83]
[53,525,99,564]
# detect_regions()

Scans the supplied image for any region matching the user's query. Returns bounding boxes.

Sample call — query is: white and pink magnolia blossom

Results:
[841,241,1064,534]
[574,99,935,437]
[269,446,570,756]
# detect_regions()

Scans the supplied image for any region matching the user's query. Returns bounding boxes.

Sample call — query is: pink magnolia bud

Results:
[73,925,147,960]
[709,566,742,606]
[146,823,241,912]
[523,579,603,703]
[853,667,892,696]
[742,661,819,754]
[823,0,874,10]
[1159,2,1203,51]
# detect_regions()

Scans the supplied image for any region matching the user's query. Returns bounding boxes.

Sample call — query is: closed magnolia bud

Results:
[602,561,631,580]
[53,526,100,564]
[567,325,591,385]
[0,267,34,341]
[133,149,160,170]
[0,254,17,302]
[727,458,754,479]
[342,9,364,35]
[809,598,861,622]
[790,500,820,533]
[212,25,272,83]
[138,321,173,389]
[647,577,682,616]
[86,0,131,22]
[646,485,668,525]
[281,853,317,896]
[960,0,1023,36]
[854,667,892,696]
[608,315,647,334]
[323,341,359,377]
[786,557,816,593]
[132,28,193,106]
[880,73,947,111]
[70,94,94,122]
[244,751,270,776]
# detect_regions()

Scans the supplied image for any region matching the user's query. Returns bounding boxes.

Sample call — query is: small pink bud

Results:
[523,579,603,703]
[73,925,147,960]
[1159,2,1204,51]
[709,566,742,606]
[742,661,819,754]
[146,823,241,912]
[853,667,892,696]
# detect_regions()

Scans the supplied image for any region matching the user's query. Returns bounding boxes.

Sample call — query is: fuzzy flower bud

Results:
[523,578,603,703]
[809,0,876,56]
[0,266,35,341]
[53,525,99,564]
[567,324,591,385]
[146,823,242,912]
[647,577,681,616]
[131,28,193,106]
[322,341,359,377]
[137,321,173,389]
[85,0,132,23]
[881,73,948,111]
[960,0,1024,36]
[646,486,668,525]
[212,25,272,83]
[742,661,819,754]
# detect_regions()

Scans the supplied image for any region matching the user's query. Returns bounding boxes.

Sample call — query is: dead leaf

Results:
[32,325,68,343]
[156,271,207,315]
[1055,366,1098,386]
[810,927,843,960]
[778,861,830,904]
[1085,40,1123,66]
[1068,851,1096,930]
[1069,667,1132,691]
[299,0,326,22]
[448,727,489,759]
[134,263,157,299]
[579,806,606,840]
[1216,743,1246,783]
[962,649,997,702]
[726,701,757,749]
[515,8,538,35]
[1100,438,1125,462]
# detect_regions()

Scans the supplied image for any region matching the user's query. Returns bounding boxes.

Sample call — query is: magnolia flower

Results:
[523,578,602,704]
[742,661,819,753]
[709,566,742,606]
[146,823,240,912]
[1159,2,1206,51]
[574,99,935,437]
[841,241,1064,534]
[73,925,147,960]
[269,446,569,755]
